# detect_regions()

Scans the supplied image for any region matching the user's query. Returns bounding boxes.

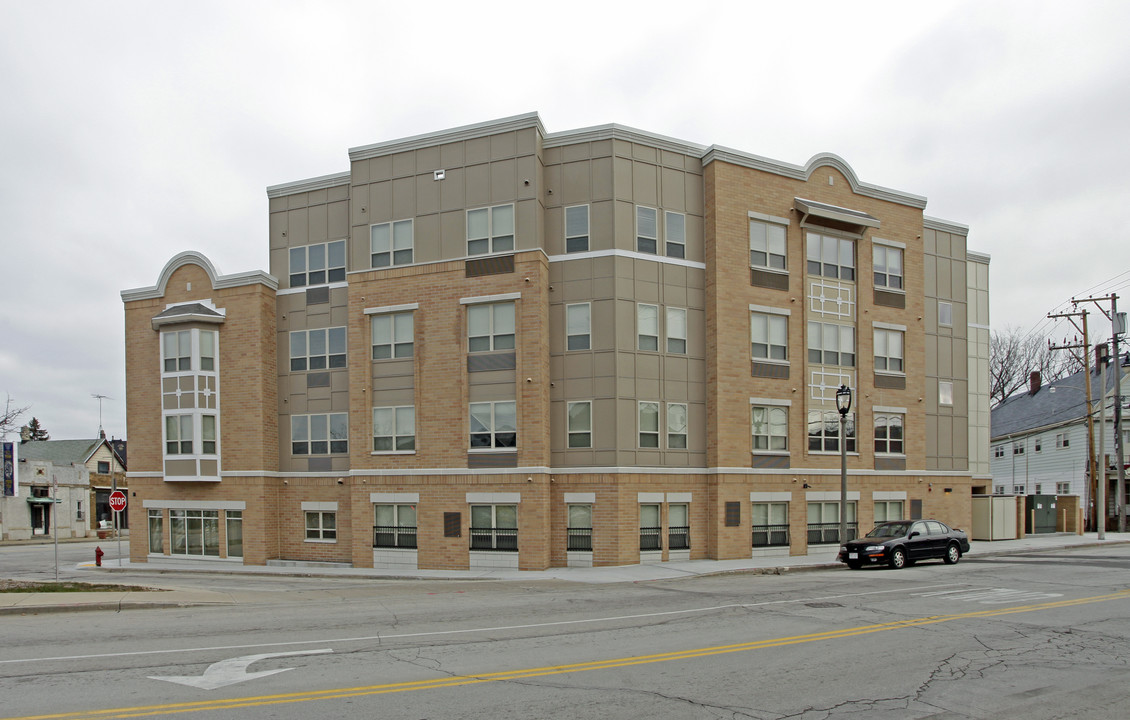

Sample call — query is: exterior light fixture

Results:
[836,384,853,548]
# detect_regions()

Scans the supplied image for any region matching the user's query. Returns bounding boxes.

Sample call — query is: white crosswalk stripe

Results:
[911,587,1063,604]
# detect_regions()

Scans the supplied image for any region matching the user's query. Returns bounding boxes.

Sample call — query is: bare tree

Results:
[1,394,30,439]
[990,327,1080,407]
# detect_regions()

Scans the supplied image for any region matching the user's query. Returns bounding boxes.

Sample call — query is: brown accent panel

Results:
[874,289,906,309]
[751,454,790,469]
[751,268,789,291]
[308,457,332,472]
[444,512,462,537]
[752,362,789,379]
[468,352,517,373]
[874,457,906,472]
[724,501,741,527]
[910,499,923,520]
[874,373,906,390]
[305,287,330,305]
[307,372,330,388]
[164,459,197,476]
[465,254,515,278]
[467,452,519,468]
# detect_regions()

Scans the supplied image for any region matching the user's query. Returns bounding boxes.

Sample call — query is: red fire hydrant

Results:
[95,546,104,567]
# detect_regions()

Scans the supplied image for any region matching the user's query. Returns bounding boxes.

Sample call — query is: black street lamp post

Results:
[836,384,853,545]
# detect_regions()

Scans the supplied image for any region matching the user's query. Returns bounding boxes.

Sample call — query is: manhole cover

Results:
[805,602,842,608]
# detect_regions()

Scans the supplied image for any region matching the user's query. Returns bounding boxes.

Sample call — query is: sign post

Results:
[108,490,127,567]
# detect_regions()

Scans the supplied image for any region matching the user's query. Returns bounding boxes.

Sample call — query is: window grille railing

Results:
[639,526,662,551]
[807,522,857,545]
[469,526,518,552]
[373,525,417,549]
[567,527,592,551]
[668,525,690,550]
[752,523,790,547]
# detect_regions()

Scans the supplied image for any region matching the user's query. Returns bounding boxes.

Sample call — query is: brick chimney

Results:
[1029,371,1041,395]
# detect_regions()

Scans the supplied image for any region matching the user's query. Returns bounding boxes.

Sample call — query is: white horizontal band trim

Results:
[750,397,791,407]
[969,323,991,330]
[748,210,790,226]
[638,492,664,503]
[370,493,419,503]
[806,491,861,501]
[871,237,906,249]
[873,406,908,414]
[143,499,246,510]
[460,292,521,305]
[667,492,692,503]
[364,303,419,315]
[872,321,907,332]
[546,248,706,271]
[873,491,908,500]
[277,281,348,297]
[751,492,792,502]
[302,501,338,511]
[565,493,596,503]
[466,492,521,504]
[750,304,791,316]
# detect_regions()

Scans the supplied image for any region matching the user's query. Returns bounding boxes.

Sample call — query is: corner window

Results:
[373,406,415,452]
[666,307,687,354]
[665,211,685,259]
[469,401,516,449]
[565,205,589,253]
[566,303,591,351]
[874,414,904,454]
[289,240,345,287]
[874,329,904,373]
[371,219,414,268]
[567,401,592,448]
[636,206,658,254]
[165,415,193,455]
[751,405,788,452]
[467,204,514,255]
[873,245,903,290]
[750,219,787,271]
[468,302,515,352]
[372,312,414,359]
[163,331,192,372]
[638,304,659,351]
[290,327,347,371]
[291,413,348,456]
[751,312,788,361]
[305,511,337,541]
[806,232,854,281]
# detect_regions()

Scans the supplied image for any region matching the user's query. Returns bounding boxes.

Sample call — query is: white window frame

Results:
[666,307,687,354]
[467,204,514,256]
[874,414,904,455]
[289,240,345,287]
[751,310,788,362]
[639,401,660,448]
[370,219,413,268]
[566,303,591,351]
[667,402,688,449]
[873,244,904,290]
[565,204,589,253]
[291,413,349,456]
[808,322,855,367]
[638,303,659,351]
[1056,433,1070,448]
[468,302,516,352]
[567,401,591,449]
[874,500,904,523]
[749,215,788,271]
[290,327,347,371]
[305,511,337,542]
[665,211,685,259]
[806,232,855,281]
[470,504,518,551]
[469,401,517,449]
[372,406,415,453]
[751,405,788,453]
[874,328,904,373]
[371,311,414,360]
[165,415,193,455]
[1013,442,1025,456]
[374,504,417,548]
[636,206,658,254]
[161,328,220,464]
[939,381,954,406]
[1056,481,1071,494]
[993,445,1005,458]
[808,410,856,453]
[939,301,954,327]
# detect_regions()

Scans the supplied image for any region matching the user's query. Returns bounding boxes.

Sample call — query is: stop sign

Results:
[108,490,127,513]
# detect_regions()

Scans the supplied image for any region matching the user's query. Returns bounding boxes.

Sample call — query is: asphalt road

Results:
[1,543,1128,719]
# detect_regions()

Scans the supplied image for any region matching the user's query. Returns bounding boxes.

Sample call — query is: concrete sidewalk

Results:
[2,532,1127,614]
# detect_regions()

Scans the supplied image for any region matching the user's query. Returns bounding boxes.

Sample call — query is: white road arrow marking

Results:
[149,649,333,690]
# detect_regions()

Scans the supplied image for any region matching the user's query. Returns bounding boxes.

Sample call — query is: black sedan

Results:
[838,519,971,569]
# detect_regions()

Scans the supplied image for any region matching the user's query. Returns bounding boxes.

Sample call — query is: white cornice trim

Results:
[349,112,546,162]
[266,171,351,199]
[543,123,707,158]
[924,215,969,235]
[121,251,277,302]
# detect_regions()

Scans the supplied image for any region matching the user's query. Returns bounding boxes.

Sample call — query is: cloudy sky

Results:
[2,0,1128,440]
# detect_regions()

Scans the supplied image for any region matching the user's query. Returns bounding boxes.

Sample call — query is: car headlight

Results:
[865,545,885,553]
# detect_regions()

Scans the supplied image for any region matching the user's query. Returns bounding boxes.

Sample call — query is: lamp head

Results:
[835,384,852,416]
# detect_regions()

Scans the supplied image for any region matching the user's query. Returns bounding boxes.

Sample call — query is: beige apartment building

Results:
[121,113,990,570]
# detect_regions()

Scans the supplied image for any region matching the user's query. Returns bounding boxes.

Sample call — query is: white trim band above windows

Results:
[302,501,338,512]
[370,493,419,503]
[364,303,419,315]
[750,397,791,407]
[143,500,247,511]
[874,405,908,414]
[637,492,664,503]
[872,321,907,332]
[466,492,521,504]
[748,210,791,226]
[749,304,791,316]
[806,491,861,501]
[871,237,906,250]
[751,492,791,502]
[873,491,907,501]
[565,493,596,503]
[461,292,521,305]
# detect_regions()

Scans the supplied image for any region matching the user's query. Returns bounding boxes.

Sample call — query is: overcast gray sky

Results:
[2,0,1128,440]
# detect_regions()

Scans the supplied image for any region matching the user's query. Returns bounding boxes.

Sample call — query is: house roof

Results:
[18,439,105,465]
[991,364,1128,440]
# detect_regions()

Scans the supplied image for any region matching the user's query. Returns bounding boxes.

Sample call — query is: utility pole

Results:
[1049,309,1097,531]
[1073,293,1127,532]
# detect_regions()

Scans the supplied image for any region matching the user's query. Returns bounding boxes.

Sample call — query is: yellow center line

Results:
[8,589,1129,720]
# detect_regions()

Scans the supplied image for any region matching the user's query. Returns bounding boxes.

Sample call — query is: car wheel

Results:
[847,560,862,570]
[944,543,961,565]
[889,547,907,569]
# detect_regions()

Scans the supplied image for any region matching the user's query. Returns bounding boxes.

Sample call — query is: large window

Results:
[639,503,661,550]
[374,504,417,549]
[163,330,191,372]
[148,509,163,554]
[567,504,592,551]
[873,245,903,290]
[226,511,242,558]
[470,401,516,448]
[806,232,855,281]
[370,219,413,268]
[289,240,346,287]
[637,206,658,254]
[639,401,660,448]
[373,406,415,452]
[665,211,686,258]
[668,503,690,550]
[371,312,414,359]
[638,304,659,351]
[565,205,589,253]
[808,322,855,366]
[667,403,688,449]
[170,509,220,556]
[751,312,788,361]
[808,410,855,452]
[566,303,590,351]
[874,329,904,372]
[467,204,514,255]
[752,405,788,451]
[752,502,789,547]
[874,500,904,523]
[290,328,347,371]
[750,219,787,271]
[874,414,904,454]
[807,501,856,544]
[468,302,515,352]
[567,401,591,448]
[165,415,193,455]
[291,414,349,455]
[666,307,687,354]
[305,511,337,541]
[470,504,517,551]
